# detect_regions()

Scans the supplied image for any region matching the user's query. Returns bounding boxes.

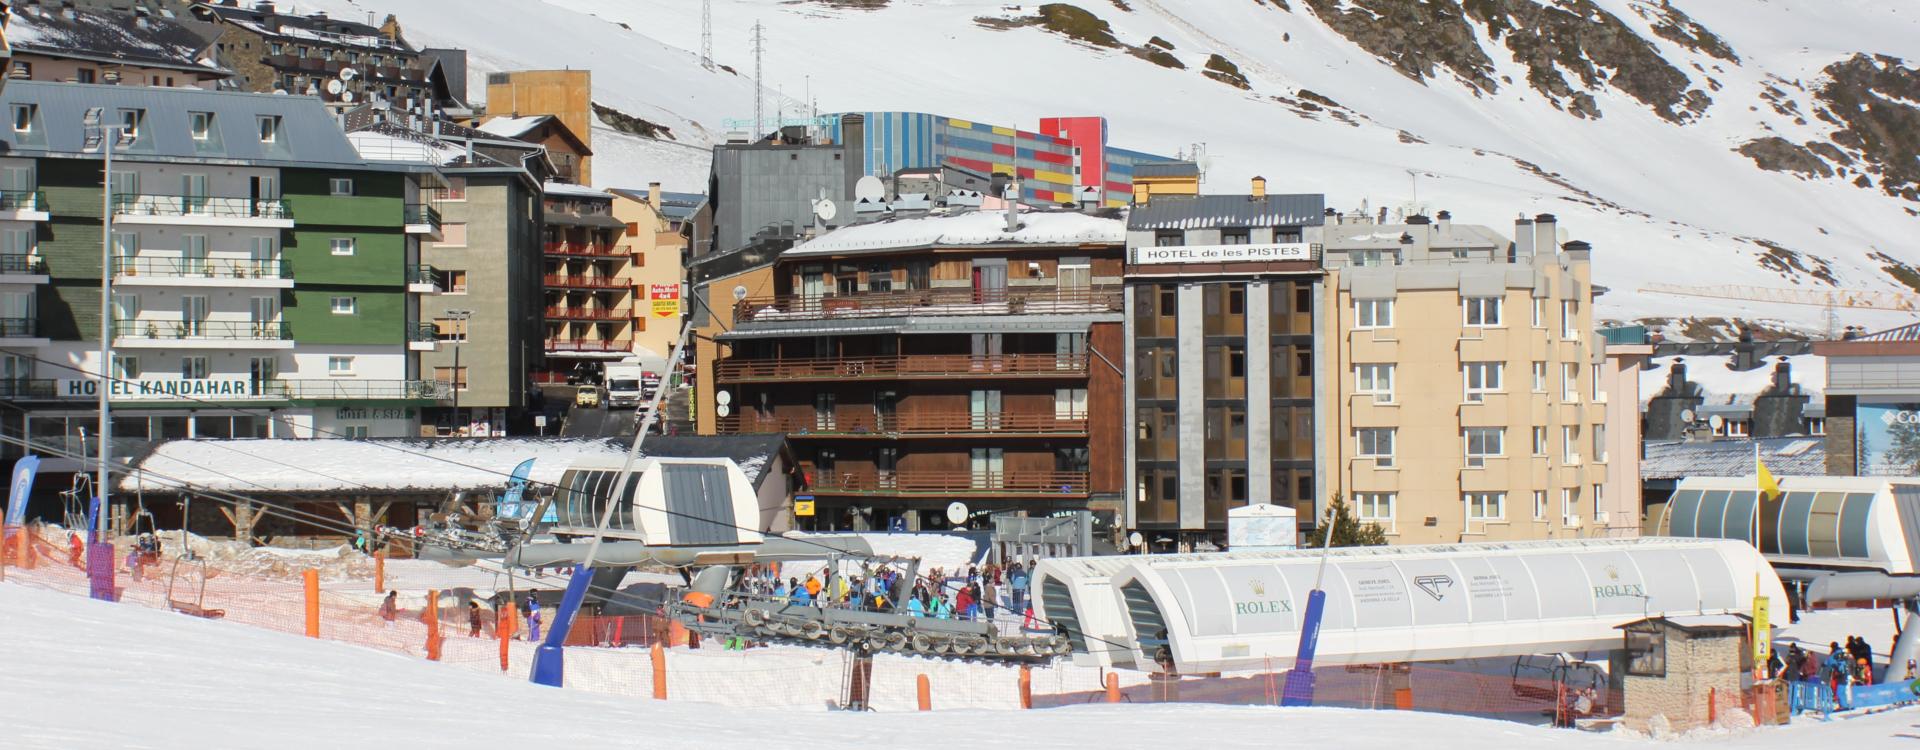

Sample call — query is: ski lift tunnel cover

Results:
[1041,538,1785,674]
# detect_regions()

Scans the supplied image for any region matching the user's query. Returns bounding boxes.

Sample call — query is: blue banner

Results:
[5,455,38,527]
[497,459,537,520]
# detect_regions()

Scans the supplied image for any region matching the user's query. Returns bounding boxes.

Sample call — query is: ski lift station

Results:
[1647,475,1920,577]
[1033,538,1784,675]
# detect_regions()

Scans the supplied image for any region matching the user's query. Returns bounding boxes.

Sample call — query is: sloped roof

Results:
[0,81,370,168]
[1640,437,1828,480]
[1131,161,1199,178]
[477,115,548,139]
[8,5,226,76]
[607,187,707,221]
[787,207,1124,256]
[1127,193,1327,230]
[1854,321,1920,342]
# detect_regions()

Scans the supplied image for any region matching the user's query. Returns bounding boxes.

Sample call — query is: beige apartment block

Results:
[609,184,700,364]
[1322,212,1610,545]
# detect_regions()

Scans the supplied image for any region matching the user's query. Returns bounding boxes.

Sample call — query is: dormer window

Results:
[189,111,212,141]
[119,108,144,139]
[11,104,32,134]
[258,115,280,144]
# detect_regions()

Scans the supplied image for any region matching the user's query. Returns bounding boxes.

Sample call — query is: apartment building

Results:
[5,3,232,89]
[192,1,465,113]
[706,205,1128,532]
[608,185,703,364]
[1122,178,1328,548]
[482,70,591,184]
[540,182,631,379]
[1321,212,1608,545]
[0,81,449,467]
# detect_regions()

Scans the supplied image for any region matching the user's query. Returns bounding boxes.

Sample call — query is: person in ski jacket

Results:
[67,533,84,570]
[526,598,543,642]
[908,595,926,618]
[468,602,484,637]
[380,591,399,623]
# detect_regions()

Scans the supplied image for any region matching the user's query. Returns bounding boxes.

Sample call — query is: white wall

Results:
[115,162,279,199]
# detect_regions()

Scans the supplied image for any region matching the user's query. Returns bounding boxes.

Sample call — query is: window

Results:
[1534,490,1548,520]
[1531,361,1547,392]
[112,354,141,380]
[1465,492,1505,521]
[342,425,371,439]
[1626,627,1667,677]
[1356,428,1396,468]
[434,316,469,342]
[1592,363,1607,402]
[1594,424,1608,462]
[865,263,893,293]
[1463,296,1502,327]
[1054,387,1088,420]
[438,269,468,294]
[330,296,357,315]
[1354,298,1393,329]
[1355,364,1394,403]
[77,68,97,84]
[1562,487,1581,526]
[1220,228,1250,245]
[441,177,467,201]
[1532,297,1546,328]
[327,356,355,375]
[257,115,280,144]
[1463,362,1503,402]
[1806,417,1827,436]
[1562,363,1579,402]
[1563,426,1582,465]
[1351,249,1390,267]
[179,356,210,380]
[1532,426,1548,456]
[1356,493,1395,531]
[329,178,354,196]
[1154,231,1182,247]
[1058,257,1091,291]
[433,366,469,391]
[330,238,355,256]
[436,222,468,247]
[189,112,212,141]
[1464,427,1504,468]
[120,108,144,138]
[1594,483,1607,524]
[1562,300,1579,340]
[906,261,930,291]
[11,104,31,134]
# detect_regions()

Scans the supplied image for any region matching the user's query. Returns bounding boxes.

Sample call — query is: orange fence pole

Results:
[1105,673,1121,703]
[651,643,668,700]
[424,590,443,661]
[374,551,385,593]
[917,674,932,711]
[498,602,517,673]
[1018,666,1032,709]
[303,569,320,639]
[22,527,36,569]
[1707,686,1717,725]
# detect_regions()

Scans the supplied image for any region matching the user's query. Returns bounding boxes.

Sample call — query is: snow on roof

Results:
[347,130,466,165]
[543,181,611,199]
[786,208,1123,257]
[1640,437,1827,480]
[1639,353,1826,409]
[122,438,632,494]
[477,115,549,139]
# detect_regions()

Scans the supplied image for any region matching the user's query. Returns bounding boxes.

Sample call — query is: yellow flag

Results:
[1757,458,1782,500]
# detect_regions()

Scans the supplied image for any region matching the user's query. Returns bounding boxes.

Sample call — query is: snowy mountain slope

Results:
[289,0,1920,333]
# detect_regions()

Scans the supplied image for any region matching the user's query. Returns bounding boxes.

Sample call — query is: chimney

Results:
[1561,239,1592,261]
[255,1,276,14]
[310,10,327,22]
[1005,181,1022,233]
[1533,213,1557,257]
[1436,209,1451,234]
[1251,175,1266,199]
[647,181,662,211]
[1132,181,1149,206]
[1514,215,1535,258]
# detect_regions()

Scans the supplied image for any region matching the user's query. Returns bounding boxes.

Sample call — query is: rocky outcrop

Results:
[1204,54,1251,89]
[1814,54,1920,202]
[1736,137,1833,178]
[593,103,674,140]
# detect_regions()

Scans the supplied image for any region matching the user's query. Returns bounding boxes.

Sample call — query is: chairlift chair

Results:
[165,557,225,619]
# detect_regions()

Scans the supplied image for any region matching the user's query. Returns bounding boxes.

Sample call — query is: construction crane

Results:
[1641,282,1920,312]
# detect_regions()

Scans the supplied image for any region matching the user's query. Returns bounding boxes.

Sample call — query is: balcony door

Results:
[969,389,1002,431]
[179,295,208,336]
[109,171,138,213]
[249,356,277,396]
[1,164,32,208]
[800,266,824,300]
[874,390,897,432]
[1056,332,1086,371]
[970,447,1004,490]
[250,236,276,276]
[971,258,1007,303]
[876,447,898,489]
[111,232,136,274]
[249,295,277,338]
[0,352,30,394]
[180,174,209,215]
[814,391,836,431]
[250,175,278,217]
[0,291,31,336]
[182,234,207,273]
[970,332,1002,372]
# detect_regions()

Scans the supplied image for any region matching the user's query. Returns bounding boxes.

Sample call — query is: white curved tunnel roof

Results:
[1038,538,1784,674]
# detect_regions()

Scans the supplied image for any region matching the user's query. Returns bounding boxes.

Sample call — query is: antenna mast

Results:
[701,0,714,71]
[752,21,765,139]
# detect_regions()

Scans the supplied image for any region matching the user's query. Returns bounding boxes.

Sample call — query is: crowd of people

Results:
[1777,634,1911,708]
[734,560,1037,625]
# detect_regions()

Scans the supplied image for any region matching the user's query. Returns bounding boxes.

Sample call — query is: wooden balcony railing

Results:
[545,306,635,321]
[717,411,1089,436]
[735,284,1122,323]
[546,338,632,352]
[544,274,629,289]
[543,241,626,257]
[810,469,1091,496]
[716,353,1089,382]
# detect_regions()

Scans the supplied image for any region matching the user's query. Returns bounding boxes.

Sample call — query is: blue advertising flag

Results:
[5,455,39,527]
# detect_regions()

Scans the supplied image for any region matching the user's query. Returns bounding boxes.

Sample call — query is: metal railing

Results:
[0,253,45,274]
[545,338,632,352]
[0,378,55,399]
[545,305,634,320]
[717,411,1089,436]
[264,379,451,401]
[112,256,292,280]
[408,322,439,342]
[112,318,290,341]
[736,284,1123,323]
[403,203,442,231]
[543,241,625,257]
[717,353,1089,381]
[543,274,630,289]
[810,469,1091,496]
[0,190,46,211]
[406,264,441,291]
[111,194,292,220]
[0,316,38,337]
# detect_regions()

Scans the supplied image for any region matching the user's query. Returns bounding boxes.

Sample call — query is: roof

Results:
[1126,194,1328,230]
[543,181,611,199]
[199,4,413,53]
[607,188,707,221]
[1640,354,1825,410]
[120,435,786,495]
[1131,161,1200,179]
[1617,614,1752,633]
[1854,321,1920,342]
[8,5,227,76]
[0,81,370,168]
[1640,437,1828,480]
[786,207,1124,256]
[480,114,591,156]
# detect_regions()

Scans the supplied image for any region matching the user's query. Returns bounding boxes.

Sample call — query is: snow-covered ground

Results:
[9,580,1920,749]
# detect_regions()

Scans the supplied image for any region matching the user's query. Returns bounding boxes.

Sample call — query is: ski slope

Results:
[288,0,1920,332]
[5,580,1919,748]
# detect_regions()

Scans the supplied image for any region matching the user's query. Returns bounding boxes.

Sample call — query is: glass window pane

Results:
[1808,491,1846,558]
[1724,491,1758,543]
[1779,491,1815,555]
[1695,491,1730,540]
[1666,490,1701,536]
[1839,492,1875,558]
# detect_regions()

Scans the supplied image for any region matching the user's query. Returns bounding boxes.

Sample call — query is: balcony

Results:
[112,257,294,288]
[0,253,48,284]
[403,203,443,240]
[407,264,442,293]
[0,190,49,221]
[735,285,1123,324]
[111,194,294,229]
[113,319,294,349]
[717,411,1089,437]
[0,378,56,399]
[408,322,439,351]
[545,305,634,321]
[543,241,626,257]
[810,469,1091,497]
[544,274,630,290]
[0,316,48,346]
[545,338,632,354]
[717,353,1089,382]
[265,378,451,402]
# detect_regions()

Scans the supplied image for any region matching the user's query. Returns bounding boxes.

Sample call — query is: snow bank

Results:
[1639,354,1826,408]
[119,437,632,494]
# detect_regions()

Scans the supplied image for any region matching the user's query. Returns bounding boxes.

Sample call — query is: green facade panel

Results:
[285,287,406,345]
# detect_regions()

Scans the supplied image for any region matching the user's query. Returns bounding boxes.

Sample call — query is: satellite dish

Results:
[340,90,355,103]
[812,199,838,222]
[1680,408,1697,424]
[271,89,288,96]
[854,175,885,203]
[1128,531,1145,549]
[339,67,359,81]
[715,403,731,418]
[732,285,748,302]
[1708,414,1725,431]
[325,79,344,95]
[945,501,969,525]
[715,390,732,406]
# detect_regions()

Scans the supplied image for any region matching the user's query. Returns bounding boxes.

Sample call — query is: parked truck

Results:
[603,363,649,408]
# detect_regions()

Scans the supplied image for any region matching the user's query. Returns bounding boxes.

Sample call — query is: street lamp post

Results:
[446,309,472,435]
[82,108,131,601]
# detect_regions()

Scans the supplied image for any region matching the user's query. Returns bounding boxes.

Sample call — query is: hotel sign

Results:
[61,378,256,401]
[1133,242,1315,265]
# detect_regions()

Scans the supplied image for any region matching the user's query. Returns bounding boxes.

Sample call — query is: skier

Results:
[379,591,398,624]
[526,596,543,642]
[66,532,84,570]
[468,601,484,638]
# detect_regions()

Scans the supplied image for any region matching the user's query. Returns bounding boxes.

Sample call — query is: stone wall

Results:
[1623,631,1746,732]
